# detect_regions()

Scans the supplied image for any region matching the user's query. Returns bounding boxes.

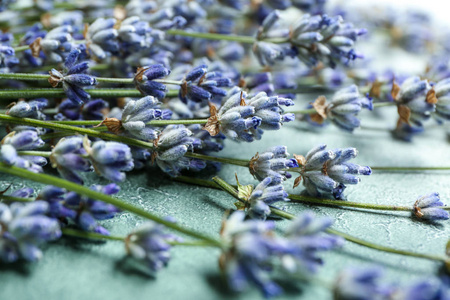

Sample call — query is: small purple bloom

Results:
[134,64,171,99]
[64,184,120,235]
[84,137,134,182]
[37,185,76,220]
[247,177,290,220]
[413,193,449,221]
[125,221,181,273]
[294,145,371,199]
[0,201,61,262]
[85,18,119,60]
[50,137,92,184]
[49,48,98,105]
[0,131,46,173]
[249,145,298,184]
[40,25,73,63]
[7,99,48,120]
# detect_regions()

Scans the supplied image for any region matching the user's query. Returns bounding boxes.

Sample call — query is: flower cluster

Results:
[204,88,295,142]
[49,48,97,105]
[293,144,371,199]
[220,211,342,297]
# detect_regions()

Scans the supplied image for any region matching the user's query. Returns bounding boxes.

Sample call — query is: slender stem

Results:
[371,166,450,171]
[372,102,396,108]
[62,228,125,241]
[13,45,30,52]
[0,88,179,99]
[166,29,257,44]
[153,79,182,86]
[62,228,217,247]
[0,73,49,81]
[0,114,155,149]
[17,150,51,157]
[286,108,318,115]
[210,176,448,263]
[52,119,208,126]
[184,152,249,167]
[0,163,223,248]
[0,195,34,202]
[288,194,413,211]
[95,77,134,84]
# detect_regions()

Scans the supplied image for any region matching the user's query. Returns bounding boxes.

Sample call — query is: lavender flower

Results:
[392,76,436,128]
[245,177,289,220]
[117,16,153,52]
[413,193,449,221]
[83,137,134,182]
[50,137,91,184]
[113,96,163,140]
[0,131,46,173]
[8,187,34,199]
[56,98,108,121]
[394,279,450,300]
[49,48,98,105]
[37,186,76,220]
[0,44,18,69]
[204,88,262,142]
[152,125,205,177]
[179,64,232,104]
[37,25,73,63]
[219,211,284,298]
[281,212,344,274]
[249,146,298,184]
[7,99,48,120]
[293,145,371,199]
[334,267,391,300]
[308,85,373,132]
[0,201,61,262]
[64,184,120,235]
[433,78,450,122]
[84,18,119,60]
[133,65,171,99]
[125,221,180,273]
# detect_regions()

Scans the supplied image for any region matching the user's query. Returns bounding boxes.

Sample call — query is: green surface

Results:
[0,98,449,300]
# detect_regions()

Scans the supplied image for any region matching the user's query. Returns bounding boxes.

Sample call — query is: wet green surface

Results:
[0,101,449,300]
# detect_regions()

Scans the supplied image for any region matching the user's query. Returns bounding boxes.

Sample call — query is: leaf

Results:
[235,174,253,201]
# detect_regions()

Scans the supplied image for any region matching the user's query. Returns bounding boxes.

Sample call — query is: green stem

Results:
[52,119,208,126]
[184,152,249,167]
[0,195,34,202]
[372,102,396,108]
[286,108,318,115]
[211,176,448,263]
[371,166,450,171]
[13,45,30,52]
[0,88,179,99]
[17,150,51,157]
[0,114,155,149]
[62,228,217,247]
[166,29,257,44]
[95,77,134,84]
[0,73,49,81]
[0,163,223,248]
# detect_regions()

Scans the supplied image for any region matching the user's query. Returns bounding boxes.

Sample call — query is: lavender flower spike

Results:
[49,48,98,105]
[334,267,391,300]
[125,221,181,273]
[204,88,262,142]
[152,125,205,177]
[134,64,171,99]
[249,146,298,184]
[309,85,373,132]
[50,137,91,184]
[83,137,134,182]
[64,184,120,235]
[281,211,344,274]
[84,18,119,60]
[293,145,371,199]
[7,98,48,120]
[107,95,164,140]
[413,193,449,221]
[179,64,232,104]
[0,201,61,262]
[0,130,46,173]
[246,177,290,220]
[219,211,284,298]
